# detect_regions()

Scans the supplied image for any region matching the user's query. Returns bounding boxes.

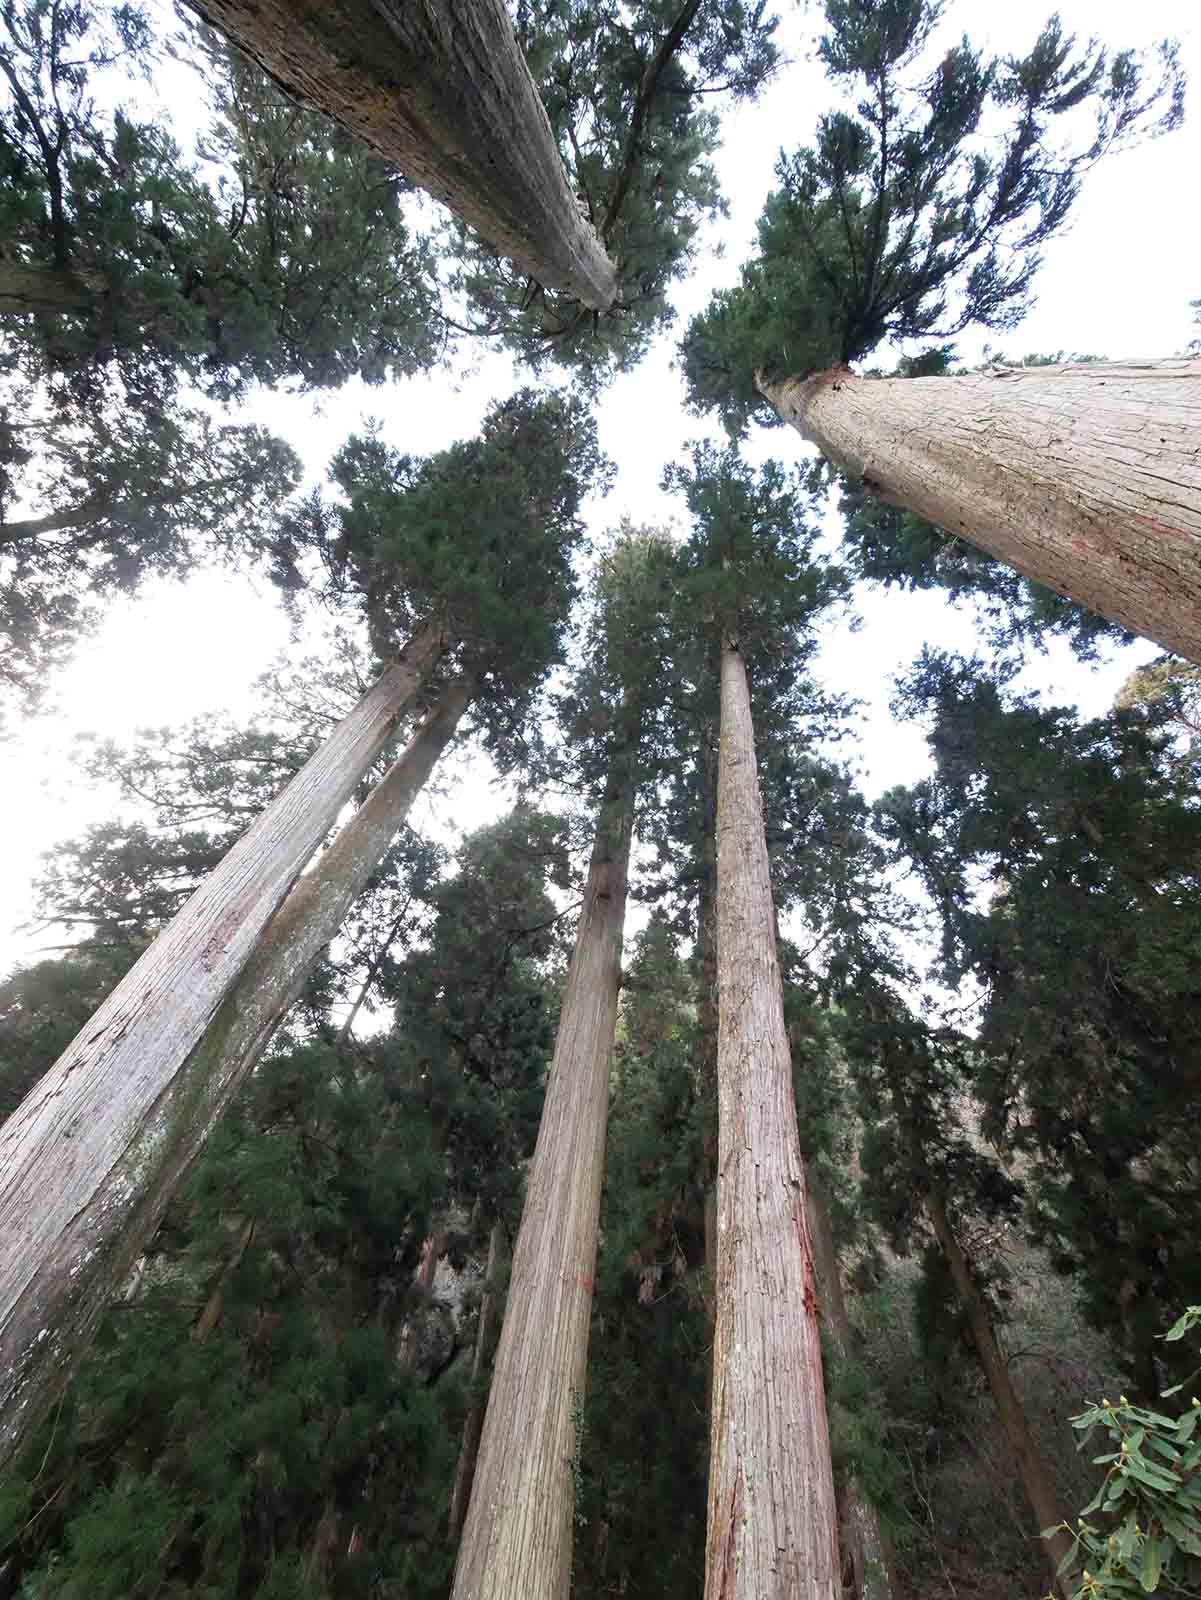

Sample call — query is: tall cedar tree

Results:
[0,809,564,1598]
[880,651,1201,1401]
[681,0,1198,659]
[667,444,844,1600]
[452,531,675,1598]
[0,389,604,1468]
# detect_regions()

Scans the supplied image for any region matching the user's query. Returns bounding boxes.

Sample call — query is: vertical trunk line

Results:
[924,1186,1074,1597]
[451,710,638,1600]
[703,642,840,1600]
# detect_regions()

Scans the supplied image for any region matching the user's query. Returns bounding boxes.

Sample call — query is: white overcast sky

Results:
[0,0,1197,975]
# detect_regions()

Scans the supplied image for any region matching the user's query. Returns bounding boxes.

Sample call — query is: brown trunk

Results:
[0,260,107,315]
[451,752,635,1600]
[704,641,840,1600]
[923,1185,1074,1597]
[191,1217,256,1345]
[806,1178,898,1600]
[447,1219,506,1546]
[396,1227,446,1371]
[0,652,458,1470]
[757,359,1201,662]
[190,0,617,310]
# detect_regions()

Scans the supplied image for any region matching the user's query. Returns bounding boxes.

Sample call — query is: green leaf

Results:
[1139,1532,1162,1591]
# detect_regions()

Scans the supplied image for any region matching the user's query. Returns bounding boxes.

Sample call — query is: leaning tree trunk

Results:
[704,641,840,1600]
[0,627,449,1470]
[0,261,107,316]
[190,0,617,312]
[806,1176,898,1600]
[923,1185,1075,1598]
[447,1218,507,1546]
[757,359,1201,662]
[451,751,635,1600]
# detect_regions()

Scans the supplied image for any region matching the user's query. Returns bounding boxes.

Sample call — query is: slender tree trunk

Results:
[923,1185,1074,1597]
[806,1177,897,1600]
[189,0,617,311]
[0,637,452,1470]
[756,359,1201,662]
[191,1217,256,1345]
[451,748,635,1600]
[0,261,106,315]
[704,641,840,1600]
[448,1219,506,1546]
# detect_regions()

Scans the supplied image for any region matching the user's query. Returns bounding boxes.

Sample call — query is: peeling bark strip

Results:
[924,1187,1075,1599]
[757,359,1201,662]
[704,643,840,1600]
[452,767,635,1600]
[190,0,617,311]
[0,622,446,1470]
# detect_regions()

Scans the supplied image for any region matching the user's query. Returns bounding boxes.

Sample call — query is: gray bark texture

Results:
[704,643,840,1600]
[451,768,634,1600]
[447,1218,506,1546]
[0,623,447,1470]
[806,1177,898,1600]
[757,359,1201,662]
[190,0,618,310]
[924,1186,1075,1597]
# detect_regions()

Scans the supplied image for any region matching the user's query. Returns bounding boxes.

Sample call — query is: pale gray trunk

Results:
[806,1177,897,1600]
[924,1186,1074,1597]
[704,642,840,1600]
[0,629,449,1469]
[451,765,634,1600]
[190,0,617,311]
[448,1218,506,1546]
[757,359,1201,662]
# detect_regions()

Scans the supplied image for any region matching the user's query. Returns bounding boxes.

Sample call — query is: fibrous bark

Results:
[704,642,840,1600]
[447,1219,506,1546]
[806,1177,897,1600]
[0,624,447,1469]
[190,0,618,311]
[451,750,635,1600]
[924,1185,1074,1598]
[757,359,1201,662]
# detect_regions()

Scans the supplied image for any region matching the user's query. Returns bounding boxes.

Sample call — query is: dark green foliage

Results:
[0,809,564,1597]
[881,652,1201,1398]
[573,918,710,1598]
[450,0,778,383]
[0,2,440,406]
[317,388,609,757]
[681,0,1184,432]
[0,398,302,712]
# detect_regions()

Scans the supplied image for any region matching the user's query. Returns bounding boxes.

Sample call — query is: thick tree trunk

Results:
[704,641,840,1600]
[806,1177,897,1600]
[448,1219,506,1546]
[757,359,1201,662]
[451,756,635,1600]
[190,0,617,311]
[0,261,106,316]
[0,627,449,1470]
[923,1185,1074,1597]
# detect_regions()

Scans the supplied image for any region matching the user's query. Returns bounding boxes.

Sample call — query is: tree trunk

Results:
[756,359,1201,662]
[451,750,635,1600]
[189,0,617,311]
[448,1218,506,1547]
[806,1177,898,1600]
[191,1217,256,1345]
[0,260,107,315]
[0,475,248,547]
[0,630,450,1470]
[704,641,840,1600]
[923,1185,1075,1597]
